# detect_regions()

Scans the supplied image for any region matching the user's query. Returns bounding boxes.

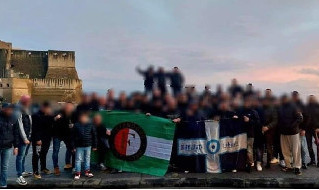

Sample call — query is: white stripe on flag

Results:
[145,136,172,161]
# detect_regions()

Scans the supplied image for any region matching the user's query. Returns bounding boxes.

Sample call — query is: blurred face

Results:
[3,108,13,116]
[79,114,89,124]
[42,106,52,115]
[173,67,179,73]
[265,89,272,97]
[231,79,237,86]
[281,96,289,104]
[64,103,74,115]
[308,96,317,104]
[93,114,102,125]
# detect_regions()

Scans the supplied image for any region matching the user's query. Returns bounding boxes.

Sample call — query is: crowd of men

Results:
[0,66,318,188]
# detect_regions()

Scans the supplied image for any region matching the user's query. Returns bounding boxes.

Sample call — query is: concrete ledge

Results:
[7,176,319,188]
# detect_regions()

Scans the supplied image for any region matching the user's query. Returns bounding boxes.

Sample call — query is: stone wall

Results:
[46,50,79,79]
[32,78,82,103]
[0,78,32,103]
[10,50,48,78]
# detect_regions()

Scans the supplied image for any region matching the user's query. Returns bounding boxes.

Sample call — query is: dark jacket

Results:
[137,69,154,89]
[53,111,75,139]
[95,124,110,149]
[169,72,184,89]
[305,103,319,131]
[155,72,167,88]
[238,107,260,138]
[0,112,19,149]
[31,111,54,142]
[72,122,97,148]
[278,103,303,135]
[261,105,278,129]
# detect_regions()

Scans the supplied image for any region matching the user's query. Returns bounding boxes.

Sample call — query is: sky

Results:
[1,0,319,100]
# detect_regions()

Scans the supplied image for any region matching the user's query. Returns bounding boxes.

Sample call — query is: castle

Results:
[0,40,82,103]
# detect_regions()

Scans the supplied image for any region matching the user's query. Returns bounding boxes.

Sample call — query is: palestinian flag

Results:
[91,111,176,176]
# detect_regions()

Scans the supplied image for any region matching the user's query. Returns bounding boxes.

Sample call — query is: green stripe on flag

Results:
[91,111,176,176]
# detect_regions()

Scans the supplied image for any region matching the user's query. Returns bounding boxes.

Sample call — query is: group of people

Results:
[0,66,318,188]
[0,95,110,187]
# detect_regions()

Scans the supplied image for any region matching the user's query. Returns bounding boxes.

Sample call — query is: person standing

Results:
[238,97,261,172]
[278,95,303,175]
[155,67,167,96]
[260,97,278,169]
[72,111,97,180]
[136,66,155,96]
[305,95,319,167]
[15,95,33,186]
[93,114,110,171]
[31,102,55,179]
[52,102,75,175]
[0,103,20,188]
[169,67,184,97]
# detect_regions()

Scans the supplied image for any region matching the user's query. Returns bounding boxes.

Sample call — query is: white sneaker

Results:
[232,169,237,173]
[22,171,33,177]
[99,163,107,171]
[16,176,27,186]
[280,160,286,167]
[251,162,254,167]
[270,158,279,164]
[257,162,262,171]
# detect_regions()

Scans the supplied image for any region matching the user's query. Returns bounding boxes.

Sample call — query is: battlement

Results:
[32,78,82,89]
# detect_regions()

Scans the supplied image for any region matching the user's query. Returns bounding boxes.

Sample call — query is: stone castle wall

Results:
[0,40,82,103]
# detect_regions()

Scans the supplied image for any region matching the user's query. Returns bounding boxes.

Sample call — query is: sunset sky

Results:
[1,0,319,99]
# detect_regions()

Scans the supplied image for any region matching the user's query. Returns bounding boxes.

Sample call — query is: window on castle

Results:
[6,84,9,87]
[0,84,2,87]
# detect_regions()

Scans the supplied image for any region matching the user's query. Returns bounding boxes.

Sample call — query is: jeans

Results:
[52,138,75,168]
[0,148,11,187]
[75,147,91,173]
[16,143,30,177]
[300,135,308,164]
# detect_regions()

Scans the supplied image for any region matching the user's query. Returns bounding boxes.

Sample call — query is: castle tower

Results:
[0,40,82,103]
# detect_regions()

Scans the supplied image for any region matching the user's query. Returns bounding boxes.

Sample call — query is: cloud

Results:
[299,68,319,77]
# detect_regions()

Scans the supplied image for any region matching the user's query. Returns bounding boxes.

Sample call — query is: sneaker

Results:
[41,168,51,175]
[22,171,33,177]
[184,170,189,173]
[33,172,42,179]
[232,169,237,173]
[99,163,107,171]
[256,162,262,172]
[302,163,307,169]
[294,168,302,175]
[84,170,94,178]
[307,160,316,166]
[16,176,27,186]
[74,173,81,180]
[64,164,73,170]
[270,158,279,164]
[54,167,61,176]
[279,160,286,168]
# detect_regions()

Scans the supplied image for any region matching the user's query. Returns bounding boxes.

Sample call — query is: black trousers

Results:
[306,130,319,163]
[32,137,51,173]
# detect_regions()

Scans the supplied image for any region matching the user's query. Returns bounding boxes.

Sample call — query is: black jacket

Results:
[31,111,54,142]
[261,105,278,129]
[0,112,19,149]
[95,124,110,149]
[53,111,75,139]
[72,122,97,148]
[305,103,319,131]
[169,72,184,89]
[238,107,260,138]
[278,103,303,135]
